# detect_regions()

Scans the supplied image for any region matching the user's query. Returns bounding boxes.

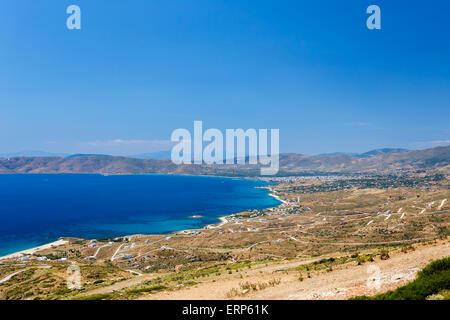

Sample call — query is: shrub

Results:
[356,256,364,265]
[401,245,415,253]
[380,250,390,260]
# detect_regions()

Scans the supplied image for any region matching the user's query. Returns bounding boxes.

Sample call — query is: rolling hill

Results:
[0,146,448,176]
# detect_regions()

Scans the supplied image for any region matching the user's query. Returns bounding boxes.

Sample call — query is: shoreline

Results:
[217,216,228,223]
[260,185,287,204]
[0,239,68,261]
[214,184,284,225]
[269,192,288,204]
[0,177,282,261]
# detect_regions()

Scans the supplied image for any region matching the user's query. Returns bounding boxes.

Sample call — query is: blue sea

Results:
[0,174,280,257]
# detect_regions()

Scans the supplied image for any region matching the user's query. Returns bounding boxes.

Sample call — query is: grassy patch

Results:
[293,256,351,273]
[78,293,112,300]
[127,284,167,295]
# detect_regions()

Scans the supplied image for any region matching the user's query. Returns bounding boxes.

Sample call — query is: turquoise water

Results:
[0,174,280,257]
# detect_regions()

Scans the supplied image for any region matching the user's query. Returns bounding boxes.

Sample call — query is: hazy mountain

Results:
[0,146,448,176]
[318,152,358,157]
[277,146,448,175]
[0,150,69,158]
[128,151,172,160]
[357,148,409,158]
[67,154,113,158]
[318,148,409,158]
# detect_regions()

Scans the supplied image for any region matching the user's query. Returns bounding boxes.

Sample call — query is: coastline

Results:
[213,184,284,226]
[261,185,288,204]
[0,175,282,261]
[0,239,68,261]
[217,216,228,223]
[0,205,281,262]
[268,192,287,204]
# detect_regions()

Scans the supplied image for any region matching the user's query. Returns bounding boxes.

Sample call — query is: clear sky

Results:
[1,0,449,155]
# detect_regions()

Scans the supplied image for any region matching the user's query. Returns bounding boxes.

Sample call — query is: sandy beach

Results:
[0,239,68,261]
[218,216,229,223]
[269,193,288,204]
[258,185,288,205]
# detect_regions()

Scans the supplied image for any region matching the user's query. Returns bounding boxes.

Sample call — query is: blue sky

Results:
[0,0,449,155]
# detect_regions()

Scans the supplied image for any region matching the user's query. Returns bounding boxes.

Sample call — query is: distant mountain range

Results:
[0,150,70,158]
[0,150,173,160]
[128,151,172,160]
[66,154,113,158]
[357,148,410,158]
[0,146,448,176]
[0,151,169,159]
[318,148,409,158]
[0,148,409,160]
[277,146,449,175]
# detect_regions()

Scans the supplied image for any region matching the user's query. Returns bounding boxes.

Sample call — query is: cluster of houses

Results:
[261,175,362,184]
[279,174,445,195]
[18,255,68,262]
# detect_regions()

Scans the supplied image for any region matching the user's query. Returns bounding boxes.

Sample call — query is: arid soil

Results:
[142,240,449,300]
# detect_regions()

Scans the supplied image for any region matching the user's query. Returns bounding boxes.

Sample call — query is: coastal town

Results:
[0,171,448,300]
